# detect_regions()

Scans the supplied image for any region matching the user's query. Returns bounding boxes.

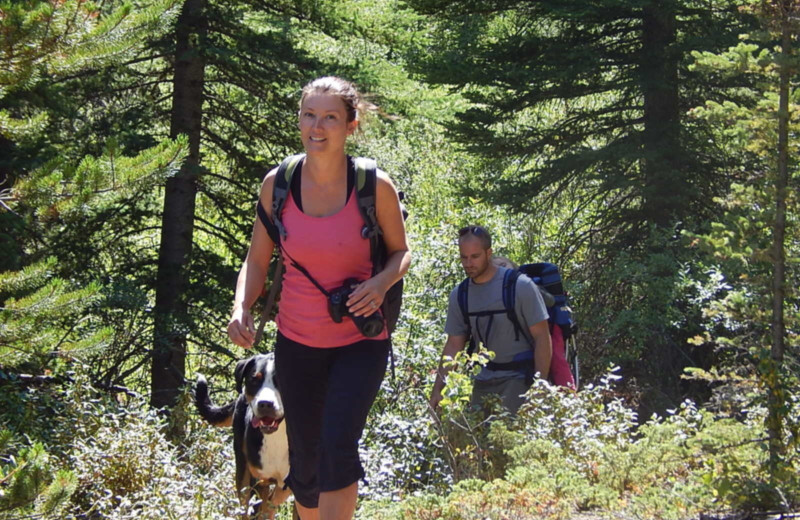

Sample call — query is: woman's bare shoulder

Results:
[375,168,399,198]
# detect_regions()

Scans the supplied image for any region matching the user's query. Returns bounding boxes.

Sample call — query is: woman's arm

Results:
[228,169,277,347]
[348,169,411,316]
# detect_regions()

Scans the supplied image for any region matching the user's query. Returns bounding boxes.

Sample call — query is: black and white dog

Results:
[195,354,291,520]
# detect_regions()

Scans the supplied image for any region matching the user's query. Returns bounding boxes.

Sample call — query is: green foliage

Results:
[13,135,187,220]
[1,132,186,377]
[1,372,264,520]
[0,431,78,519]
[1,0,189,393]
[402,0,762,413]
[362,369,797,519]
[685,8,799,506]
[2,0,797,517]
[0,257,111,369]
[65,391,240,519]
[0,0,181,140]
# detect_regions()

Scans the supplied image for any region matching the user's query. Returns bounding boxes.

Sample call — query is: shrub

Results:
[359,367,793,519]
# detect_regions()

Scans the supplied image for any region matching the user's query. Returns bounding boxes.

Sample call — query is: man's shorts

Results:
[470,376,530,414]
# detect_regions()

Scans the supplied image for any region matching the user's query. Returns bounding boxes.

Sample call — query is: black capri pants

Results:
[274,331,389,509]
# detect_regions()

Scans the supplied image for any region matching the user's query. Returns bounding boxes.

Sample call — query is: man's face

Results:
[459,236,491,280]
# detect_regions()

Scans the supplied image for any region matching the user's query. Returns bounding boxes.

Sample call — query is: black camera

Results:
[327,278,385,338]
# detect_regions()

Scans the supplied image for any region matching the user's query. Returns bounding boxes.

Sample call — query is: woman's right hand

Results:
[228,307,255,348]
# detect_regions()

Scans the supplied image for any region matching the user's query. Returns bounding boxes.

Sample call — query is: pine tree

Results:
[688,0,799,500]
[408,0,750,229]
[1,0,187,369]
[148,0,331,409]
[0,430,78,519]
[0,2,186,515]
[147,0,407,409]
[0,0,182,186]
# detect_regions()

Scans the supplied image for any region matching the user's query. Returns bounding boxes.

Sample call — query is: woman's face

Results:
[298,92,357,155]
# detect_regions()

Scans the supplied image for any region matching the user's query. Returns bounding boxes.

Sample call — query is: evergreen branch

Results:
[195,183,253,241]
[89,78,172,97]
[201,170,257,195]
[1,198,20,217]
[194,177,250,222]
[203,101,275,142]
[202,114,275,147]
[52,52,170,85]
[199,133,259,171]
[186,336,238,361]
[205,70,282,102]
[149,93,173,108]
[0,458,29,486]
[106,225,163,246]
[194,217,241,248]
[238,0,319,24]
[102,348,151,387]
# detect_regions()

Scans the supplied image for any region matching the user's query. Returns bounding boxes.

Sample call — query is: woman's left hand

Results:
[346,276,387,317]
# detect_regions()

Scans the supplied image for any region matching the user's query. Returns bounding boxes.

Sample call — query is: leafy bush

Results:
[360,368,797,520]
[62,388,245,520]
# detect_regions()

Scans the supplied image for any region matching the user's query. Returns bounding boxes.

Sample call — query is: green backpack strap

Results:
[270,153,306,243]
[353,157,382,276]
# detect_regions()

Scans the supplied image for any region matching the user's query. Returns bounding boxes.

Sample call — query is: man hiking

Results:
[429,225,552,415]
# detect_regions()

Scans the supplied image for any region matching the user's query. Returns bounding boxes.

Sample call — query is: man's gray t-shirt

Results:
[445,267,549,380]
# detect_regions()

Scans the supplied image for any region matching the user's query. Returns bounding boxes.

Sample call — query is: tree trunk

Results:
[641,0,681,227]
[151,0,207,409]
[767,0,791,469]
[638,1,684,414]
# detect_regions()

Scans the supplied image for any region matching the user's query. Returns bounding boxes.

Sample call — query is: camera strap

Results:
[277,244,331,298]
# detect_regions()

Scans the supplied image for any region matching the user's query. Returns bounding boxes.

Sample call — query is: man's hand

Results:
[228,307,255,348]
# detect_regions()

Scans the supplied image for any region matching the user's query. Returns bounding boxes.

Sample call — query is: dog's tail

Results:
[194,374,235,427]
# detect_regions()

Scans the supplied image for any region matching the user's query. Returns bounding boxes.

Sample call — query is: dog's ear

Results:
[234,357,255,392]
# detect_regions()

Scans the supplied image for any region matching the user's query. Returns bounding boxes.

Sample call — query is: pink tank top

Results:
[275,179,388,347]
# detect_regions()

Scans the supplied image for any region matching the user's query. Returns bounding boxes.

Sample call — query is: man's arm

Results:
[529,320,552,380]
[429,334,468,410]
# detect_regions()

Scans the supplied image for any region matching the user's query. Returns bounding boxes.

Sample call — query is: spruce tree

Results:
[1,0,186,369]
[688,0,799,492]
[0,2,186,515]
[147,0,412,409]
[148,0,328,409]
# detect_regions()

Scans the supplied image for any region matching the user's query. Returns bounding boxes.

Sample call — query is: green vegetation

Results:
[1,0,797,518]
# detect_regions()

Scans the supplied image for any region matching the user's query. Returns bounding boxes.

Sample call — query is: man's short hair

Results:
[458,225,492,250]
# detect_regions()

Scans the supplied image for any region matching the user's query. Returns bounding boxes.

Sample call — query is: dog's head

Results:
[234,353,284,435]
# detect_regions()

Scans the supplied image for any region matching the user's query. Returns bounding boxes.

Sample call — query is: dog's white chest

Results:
[252,421,289,483]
